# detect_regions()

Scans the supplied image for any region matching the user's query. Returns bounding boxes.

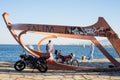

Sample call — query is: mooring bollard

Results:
[82,56,86,60]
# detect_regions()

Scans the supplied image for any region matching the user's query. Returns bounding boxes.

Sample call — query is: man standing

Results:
[46,40,54,60]
[88,43,94,60]
[46,40,54,53]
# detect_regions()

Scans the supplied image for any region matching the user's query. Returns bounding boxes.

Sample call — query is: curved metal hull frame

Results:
[2,12,120,71]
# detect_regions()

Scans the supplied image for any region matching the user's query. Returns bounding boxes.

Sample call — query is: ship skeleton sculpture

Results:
[3,12,120,71]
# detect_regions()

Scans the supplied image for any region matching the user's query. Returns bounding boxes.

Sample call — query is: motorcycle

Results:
[14,54,49,73]
[54,50,79,66]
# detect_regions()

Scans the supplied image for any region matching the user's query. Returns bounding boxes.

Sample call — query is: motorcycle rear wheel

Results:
[37,62,48,73]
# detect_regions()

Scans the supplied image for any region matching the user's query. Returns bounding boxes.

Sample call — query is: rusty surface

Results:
[2,12,120,71]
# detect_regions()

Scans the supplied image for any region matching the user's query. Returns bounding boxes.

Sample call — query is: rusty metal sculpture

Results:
[3,12,120,71]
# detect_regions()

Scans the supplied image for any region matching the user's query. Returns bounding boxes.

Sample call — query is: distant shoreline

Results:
[0,44,113,47]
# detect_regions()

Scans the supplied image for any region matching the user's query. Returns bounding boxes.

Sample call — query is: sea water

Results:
[0,44,119,62]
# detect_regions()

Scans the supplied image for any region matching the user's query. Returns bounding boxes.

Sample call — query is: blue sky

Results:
[0,0,120,45]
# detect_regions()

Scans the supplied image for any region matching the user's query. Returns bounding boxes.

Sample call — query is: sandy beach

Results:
[0,58,120,80]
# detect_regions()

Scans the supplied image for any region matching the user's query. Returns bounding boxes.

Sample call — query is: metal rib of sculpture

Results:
[3,12,120,71]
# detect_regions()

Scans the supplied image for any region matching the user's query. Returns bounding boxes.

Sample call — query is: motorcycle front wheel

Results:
[14,60,26,71]
[71,60,79,66]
